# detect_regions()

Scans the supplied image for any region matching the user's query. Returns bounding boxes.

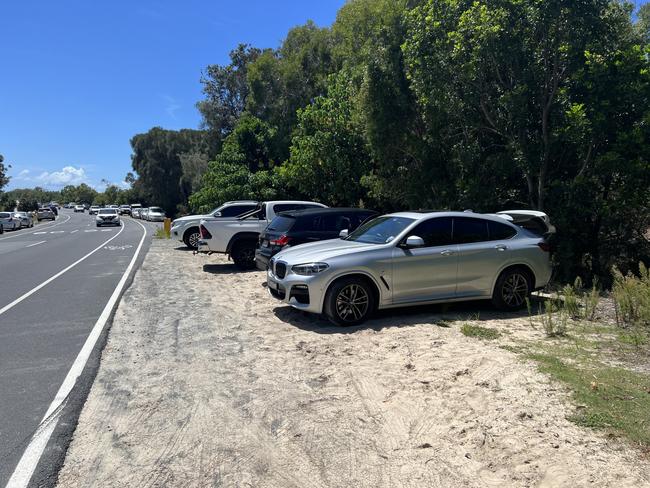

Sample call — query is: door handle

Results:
[440,249,455,256]
[495,244,507,251]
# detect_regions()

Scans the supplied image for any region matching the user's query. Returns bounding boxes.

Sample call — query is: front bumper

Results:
[266,262,329,314]
[149,216,165,222]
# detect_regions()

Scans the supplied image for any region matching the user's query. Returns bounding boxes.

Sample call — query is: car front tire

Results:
[324,277,377,327]
[183,228,201,249]
[492,267,532,311]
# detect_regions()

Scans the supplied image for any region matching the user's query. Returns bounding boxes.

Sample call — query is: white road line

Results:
[100,229,113,232]
[0,224,127,317]
[0,214,71,241]
[33,232,47,235]
[6,219,149,488]
[26,241,46,248]
[70,230,79,234]
[84,229,98,233]
[49,231,64,234]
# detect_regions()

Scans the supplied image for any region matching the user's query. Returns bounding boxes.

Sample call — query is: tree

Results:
[0,154,11,192]
[282,73,371,206]
[197,44,263,141]
[130,127,209,215]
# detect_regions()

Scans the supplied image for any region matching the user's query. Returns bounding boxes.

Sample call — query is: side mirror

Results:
[404,235,425,248]
[214,211,222,217]
[339,229,349,238]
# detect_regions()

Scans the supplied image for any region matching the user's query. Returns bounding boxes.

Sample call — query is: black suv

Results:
[255,207,378,270]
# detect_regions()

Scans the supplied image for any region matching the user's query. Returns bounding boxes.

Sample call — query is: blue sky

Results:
[0,0,345,190]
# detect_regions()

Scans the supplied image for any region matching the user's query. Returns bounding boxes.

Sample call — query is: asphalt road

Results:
[0,210,159,487]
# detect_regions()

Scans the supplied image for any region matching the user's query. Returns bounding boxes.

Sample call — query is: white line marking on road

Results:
[49,231,64,234]
[26,241,46,248]
[84,229,98,233]
[0,214,71,241]
[101,229,113,232]
[6,219,149,488]
[70,230,79,234]
[33,232,47,235]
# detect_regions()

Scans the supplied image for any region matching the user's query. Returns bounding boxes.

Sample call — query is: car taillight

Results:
[270,235,291,246]
[537,241,551,252]
[199,225,212,239]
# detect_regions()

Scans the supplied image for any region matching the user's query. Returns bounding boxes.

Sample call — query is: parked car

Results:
[266,210,554,326]
[132,208,141,219]
[147,207,165,222]
[37,207,56,220]
[140,208,149,220]
[0,211,20,231]
[74,205,85,213]
[119,204,132,216]
[13,211,34,228]
[255,208,378,271]
[89,205,100,215]
[172,200,258,249]
[196,200,327,269]
[95,208,121,227]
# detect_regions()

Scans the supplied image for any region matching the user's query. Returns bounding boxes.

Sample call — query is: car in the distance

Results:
[267,210,554,326]
[74,205,85,213]
[132,208,141,219]
[13,211,34,228]
[89,205,100,215]
[146,207,165,222]
[95,208,121,227]
[0,212,20,231]
[119,205,132,216]
[172,200,258,249]
[255,208,378,271]
[37,207,56,220]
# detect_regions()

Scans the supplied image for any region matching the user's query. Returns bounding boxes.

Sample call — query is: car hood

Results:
[275,238,380,263]
[173,214,208,224]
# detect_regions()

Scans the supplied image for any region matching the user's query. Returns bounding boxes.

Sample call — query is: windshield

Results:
[149,207,163,213]
[346,216,414,244]
[99,209,117,215]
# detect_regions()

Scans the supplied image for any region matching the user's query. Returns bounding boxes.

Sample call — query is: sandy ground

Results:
[56,239,650,488]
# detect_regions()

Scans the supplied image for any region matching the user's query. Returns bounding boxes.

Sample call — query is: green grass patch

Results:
[526,352,650,447]
[154,227,170,239]
[461,323,501,340]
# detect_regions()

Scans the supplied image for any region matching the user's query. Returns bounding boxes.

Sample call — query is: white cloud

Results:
[162,94,181,119]
[36,166,88,187]
[16,169,30,178]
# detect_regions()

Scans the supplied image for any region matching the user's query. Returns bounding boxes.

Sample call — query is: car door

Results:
[453,217,516,297]
[391,217,459,304]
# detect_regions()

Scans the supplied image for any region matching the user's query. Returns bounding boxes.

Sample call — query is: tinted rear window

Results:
[453,217,489,244]
[0,212,11,218]
[273,203,322,214]
[220,204,257,217]
[267,215,296,232]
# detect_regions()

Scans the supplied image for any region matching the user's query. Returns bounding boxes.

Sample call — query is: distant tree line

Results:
[4,0,650,284]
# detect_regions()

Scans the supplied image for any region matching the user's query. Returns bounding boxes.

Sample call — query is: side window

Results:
[453,217,489,244]
[221,205,256,217]
[407,217,453,247]
[321,214,350,231]
[488,220,517,240]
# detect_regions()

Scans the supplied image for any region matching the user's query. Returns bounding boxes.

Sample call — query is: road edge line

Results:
[5,219,149,488]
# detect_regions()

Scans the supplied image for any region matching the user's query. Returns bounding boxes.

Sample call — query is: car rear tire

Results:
[492,267,532,311]
[232,241,257,270]
[183,227,201,249]
[324,277,377,326]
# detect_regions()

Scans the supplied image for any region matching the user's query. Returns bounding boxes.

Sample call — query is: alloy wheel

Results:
[188,232,200,248]
[502,273,528,307]
[335,284,369,323]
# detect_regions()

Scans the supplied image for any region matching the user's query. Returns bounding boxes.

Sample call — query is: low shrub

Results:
[612,262,650,328]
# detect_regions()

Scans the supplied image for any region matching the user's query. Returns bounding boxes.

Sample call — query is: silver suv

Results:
[267,211,553,326]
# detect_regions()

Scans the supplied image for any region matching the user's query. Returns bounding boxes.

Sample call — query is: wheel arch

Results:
[321,271,382,313]
[182,225,200,240]
[491,263,536,296]
[226,232,260,254]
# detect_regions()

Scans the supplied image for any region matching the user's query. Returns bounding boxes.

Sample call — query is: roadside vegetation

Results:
[461,266,650,450]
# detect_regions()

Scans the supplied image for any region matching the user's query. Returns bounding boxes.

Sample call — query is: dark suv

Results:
[255,208,378,270]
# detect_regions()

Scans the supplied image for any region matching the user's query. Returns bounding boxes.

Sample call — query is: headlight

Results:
[291,263,329,275]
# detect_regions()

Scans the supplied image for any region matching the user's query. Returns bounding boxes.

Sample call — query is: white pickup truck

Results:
[171,200,258,249]
[196,200,327,269]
